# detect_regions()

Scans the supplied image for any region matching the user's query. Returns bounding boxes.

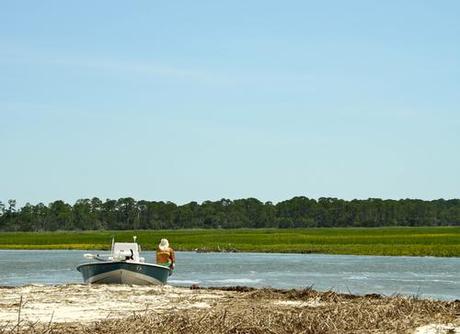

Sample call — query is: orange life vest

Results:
[156,247,175,264]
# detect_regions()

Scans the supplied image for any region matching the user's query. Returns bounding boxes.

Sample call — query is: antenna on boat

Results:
[133,236,139,253]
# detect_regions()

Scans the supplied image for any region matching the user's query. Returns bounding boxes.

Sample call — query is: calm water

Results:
[0,250,459,300]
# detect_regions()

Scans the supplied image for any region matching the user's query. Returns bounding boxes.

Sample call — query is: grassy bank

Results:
[1,227,459,256]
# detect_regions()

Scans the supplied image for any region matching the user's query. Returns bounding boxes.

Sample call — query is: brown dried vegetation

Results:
[2,287,459,334]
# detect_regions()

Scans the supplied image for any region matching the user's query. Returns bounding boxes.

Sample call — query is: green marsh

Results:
[0,227,459,257]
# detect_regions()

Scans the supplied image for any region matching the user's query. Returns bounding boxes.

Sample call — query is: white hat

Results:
[159,238,169,251]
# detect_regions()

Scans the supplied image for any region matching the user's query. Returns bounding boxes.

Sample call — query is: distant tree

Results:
[1,196,460,231]
[47,200,72,231]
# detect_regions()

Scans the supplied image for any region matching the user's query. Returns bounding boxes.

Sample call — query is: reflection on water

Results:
[0,250,459,300]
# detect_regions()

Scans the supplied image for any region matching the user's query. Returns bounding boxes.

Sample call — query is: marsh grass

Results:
[0,227,459,256]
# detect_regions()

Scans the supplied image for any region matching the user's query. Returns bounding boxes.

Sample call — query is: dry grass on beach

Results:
[0,285,459,334]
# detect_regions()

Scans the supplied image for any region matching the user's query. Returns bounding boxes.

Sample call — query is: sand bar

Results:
[0,284,459,333]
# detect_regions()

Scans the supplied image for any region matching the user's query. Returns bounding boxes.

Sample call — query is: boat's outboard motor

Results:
[125,249,134,261]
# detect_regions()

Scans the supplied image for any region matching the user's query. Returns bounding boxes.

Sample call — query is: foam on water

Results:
[209,278,263,284]
[169,279,202,285]
[348,275,368,280]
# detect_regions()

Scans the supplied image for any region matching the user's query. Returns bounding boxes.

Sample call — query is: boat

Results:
[76,237,171,285]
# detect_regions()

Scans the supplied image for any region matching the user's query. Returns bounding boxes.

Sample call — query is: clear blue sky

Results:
[1,1,459,206]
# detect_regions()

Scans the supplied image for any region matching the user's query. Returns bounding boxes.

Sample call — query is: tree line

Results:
[0,197,459,231]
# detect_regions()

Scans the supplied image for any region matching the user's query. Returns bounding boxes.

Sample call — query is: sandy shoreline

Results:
[0,284,459,333]
[0,284,233,324]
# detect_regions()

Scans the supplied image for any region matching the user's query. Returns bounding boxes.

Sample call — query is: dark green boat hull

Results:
[77,262,170,285]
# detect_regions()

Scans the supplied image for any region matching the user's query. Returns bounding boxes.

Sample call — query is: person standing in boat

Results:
[156,238,175,270]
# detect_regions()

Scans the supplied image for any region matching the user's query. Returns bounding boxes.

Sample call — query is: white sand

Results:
[0,284,231,325]
[414,324,460,334]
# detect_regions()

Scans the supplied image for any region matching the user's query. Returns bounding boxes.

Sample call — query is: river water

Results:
[0,250,458,300]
